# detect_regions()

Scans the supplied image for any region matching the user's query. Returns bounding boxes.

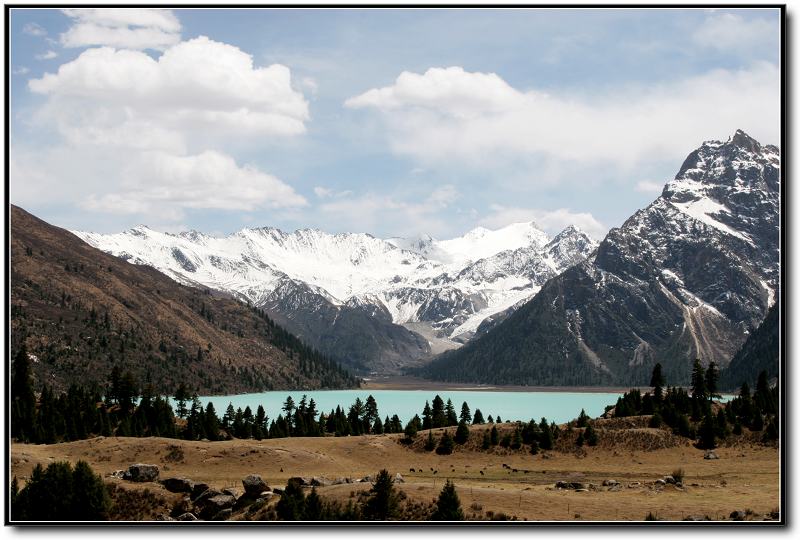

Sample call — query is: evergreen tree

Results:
[690,359,707,401]
[372,416,384,435]
[584,424,598,446]
[362,470,400,521]
[424,430,436,451]
[472,409,484,424]
[303,488,324,521]
[454,420,469,444]
[422,401,432,430]
[697,412,716,449]
[404,419,418,442]
[496,416,502,423]
[481,431,491,450]
[431,395,446,428]
[364,395,379,431]
[445,399,458,426]
[436,430,455,455]
[459,402,472,424]
[575,431,585,447]
[650,362,665,401]
[489,425,499,446]
[276,478,306,521]
[487,415,493,423]
[538,418,553,450]
[11,345,36,441]
[705,361,720,401]
[576,409,589,428]
[431,480,463,521]
[173,384,190,419]
[13,461,109,521]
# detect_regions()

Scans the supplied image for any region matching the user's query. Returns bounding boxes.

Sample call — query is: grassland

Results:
[9,419,779,522]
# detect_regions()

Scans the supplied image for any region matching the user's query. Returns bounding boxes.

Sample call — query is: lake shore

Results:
[360,375,635,394]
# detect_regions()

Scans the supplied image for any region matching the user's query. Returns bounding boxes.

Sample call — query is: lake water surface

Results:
[197,389,625,425]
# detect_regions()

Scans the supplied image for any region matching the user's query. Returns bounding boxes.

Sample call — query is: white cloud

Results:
[35,50,58,61]
[479,204,607,240]
[693,13,776,52]
[12,66,30,75]
[313,186,353,199]
[635,180,664,195]
[60,8,181,50]
[29,36,309,149]
[346,63,780,174]
[81,151,307,218]
[23,22,47,37]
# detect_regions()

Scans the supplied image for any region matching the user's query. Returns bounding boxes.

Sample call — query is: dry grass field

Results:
[10,421,780,522]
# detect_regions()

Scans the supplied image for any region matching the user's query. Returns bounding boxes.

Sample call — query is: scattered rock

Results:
[394,473,405,484]
[272,488,284,496]
[198,494,236,520]
[211,508,233,521]
[332,477,351,485]
[575,488,588,493]
[122,463,160,482]
[311,477,332,487]
[193,488,223,506]
[555,481,586,490]
[663,475,676,484]
[288,476,312,487]
[161,477,195,493]
[730,510,746,521]
[627,482,641,488]
[191,482,211,500]
[176,512,198,521]
[704,451,719,460]
[242,474,269,497]
[109,470,126,479]
[223,488,240,499]
[602,479,619,487]
[655,479,666,486]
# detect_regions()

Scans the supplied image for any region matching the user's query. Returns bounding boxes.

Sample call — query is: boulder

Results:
[394,473,405,484]
[704,451,719,460]
[655,479,666,486]
[123,464,159,482]
[191,483,211,500]
[311,477,332,487]
[602,479,619,487]
[176,512,198,521]
[211,508,233,521]
[730,510,746,521]
[242,474,269,497]
[272,487,284,496]
[161,477,195,493]
[287,476,311,487]
[663,475,676,484]
[222,488,240,499]
[332,477,351,485]
[198,494,236,520]
[193,488,223,506]
[555,481,586,490]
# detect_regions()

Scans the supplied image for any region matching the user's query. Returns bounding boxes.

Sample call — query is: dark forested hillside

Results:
[9,205,358,395]
[719,303,779,391]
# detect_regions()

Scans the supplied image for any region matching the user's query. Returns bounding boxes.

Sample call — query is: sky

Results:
[8,7,781,240]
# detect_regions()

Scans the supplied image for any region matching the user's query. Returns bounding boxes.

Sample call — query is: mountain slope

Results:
[10,205,358,394]
[420,130,779,386]
[74,217,597,373]
[719,303,779,391]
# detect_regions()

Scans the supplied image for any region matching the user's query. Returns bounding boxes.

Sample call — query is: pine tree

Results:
[584,424,598,446]
[422,401,432,430]
[454,420,469,444]
[404,419,418,442]
[276,478,306,520]
[173,384,190,419]
[576,409,589,427]
[436,430,455,455]
[362,470,400,521]
[691,359,707,401]
[303,488,323,520]
[487,415,493,423]
[490,425,499,446]
[472,409,485,424]
[373,416,384,435]
[11,344,36,441]
[424,430,435,451]
[432,395,446,428]
[650,362,665,402]
[705,361,720,401]
[431,480,464,521]
[459,402,472,424]
[697,412,716,449]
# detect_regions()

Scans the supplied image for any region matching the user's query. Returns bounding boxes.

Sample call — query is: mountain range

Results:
[420,130,780,386]
[75,215,597,373]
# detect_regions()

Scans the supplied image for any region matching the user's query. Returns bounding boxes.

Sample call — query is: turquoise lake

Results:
[196,390,626,425]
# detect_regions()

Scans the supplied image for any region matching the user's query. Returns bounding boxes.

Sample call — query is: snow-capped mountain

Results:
[422,130,780,386]
[74,219,597,373]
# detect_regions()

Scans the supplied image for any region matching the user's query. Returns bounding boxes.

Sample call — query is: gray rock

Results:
[602,479,619,487]
[109,470,126,479]
[394,473,405,484]
[193,488,223,506]
[287,476,311,487]
[655,479,666,486]
[663,475,676,484]
[272,487,284,495]
[123,463,159,482]
[332,477,351,485]
[555,481,586,490]
[730,510,746,521]
[161,477,195,493]
[310,476,331,487]
[704,451,719,460]
[575,488,589,493]
[242,474,269,497]
[211,508,233,521]
[156,514,175,521]
[191,483,211,500]
[199,494,236,520]
[177,512,198,521]
[222,488,240,499]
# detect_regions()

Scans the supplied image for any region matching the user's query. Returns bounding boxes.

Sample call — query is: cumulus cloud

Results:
[635,180,664,194]
[81,151,307,216]
[60,8,181,50]
[693,12,777,53]
[23,22,47,37]
[346,63,780,173]
[29,36,310,148]
[479,204,607,240]
[35,50,58,61]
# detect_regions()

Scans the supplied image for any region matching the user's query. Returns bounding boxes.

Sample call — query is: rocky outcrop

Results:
[122,464,159,483]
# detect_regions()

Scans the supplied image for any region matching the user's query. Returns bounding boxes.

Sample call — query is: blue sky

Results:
[9,7,781,239]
